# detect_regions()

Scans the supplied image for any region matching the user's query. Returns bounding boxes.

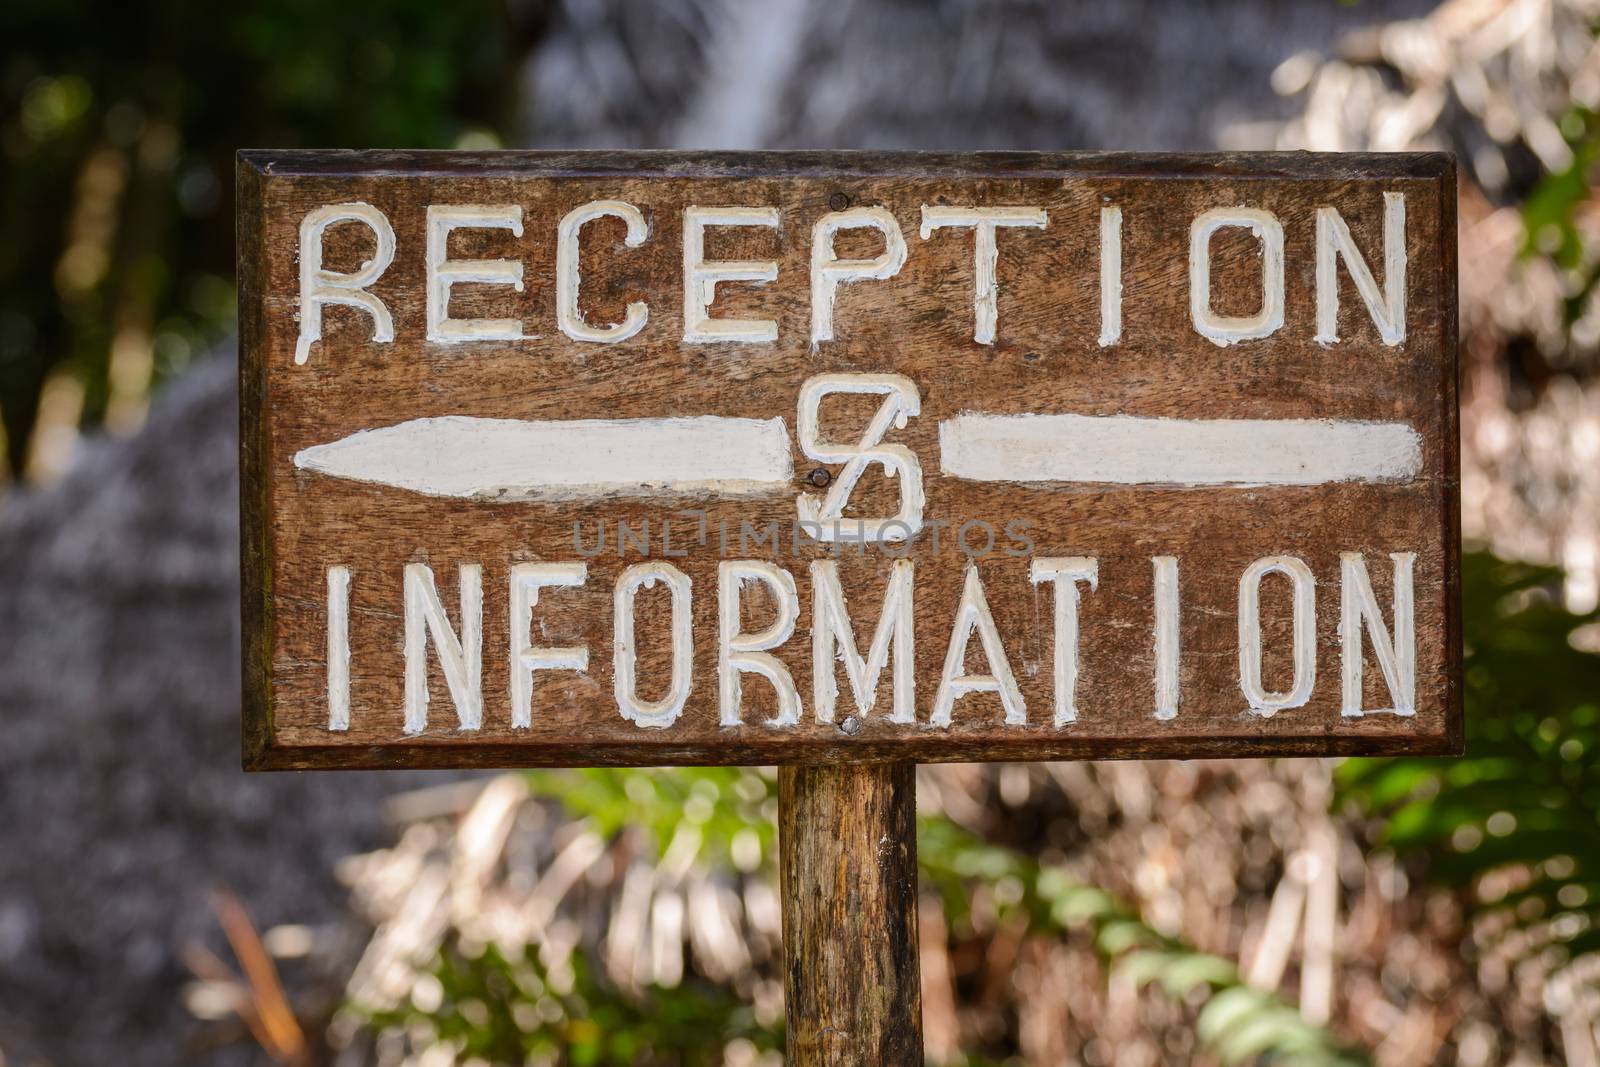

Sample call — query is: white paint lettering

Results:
[717,560,802,726]
[425,204,525,342]
[683,206,780,343]
[614,562,693,728]
[810,559,916,725]
[810,207,907,343]
[1340,552,1416,717]
[1099,204,1122,347]
[918,205,1047,344]
[1030,557,1097,726]
[932,565,1026,727]
[1316,192,1406,346]
[1189,207,1285,345]
[1237,555,1316,715]
[326,565,351,731]
[509,562,588,729]
[557,200,649,343]
[403,562,483,734]
[1153,556,1180,720]
[295,203,396,365]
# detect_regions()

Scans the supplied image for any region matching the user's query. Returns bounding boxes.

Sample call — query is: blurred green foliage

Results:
[359,767,785,1065]
[366,944,781,1067]
[0,0,536,477]
[529,767,780,873]
[1521,108,1600,272]
[1521,101,1600,330]
[919,819,1370,1067]
[1340,552,1600,976]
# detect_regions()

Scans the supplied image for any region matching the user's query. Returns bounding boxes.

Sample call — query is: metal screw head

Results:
[808,467,832,487]
[840,716,862,736]
[828,192,850,212]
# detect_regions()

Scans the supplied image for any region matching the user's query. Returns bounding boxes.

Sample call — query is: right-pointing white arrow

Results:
[938,413,1423,487]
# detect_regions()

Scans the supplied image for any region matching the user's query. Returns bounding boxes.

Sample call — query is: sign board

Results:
[238,150,1460,769]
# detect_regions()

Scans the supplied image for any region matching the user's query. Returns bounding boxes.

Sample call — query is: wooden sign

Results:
[238,150,1461,770]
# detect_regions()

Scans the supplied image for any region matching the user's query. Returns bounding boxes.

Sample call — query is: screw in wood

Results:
[808,467,832,487]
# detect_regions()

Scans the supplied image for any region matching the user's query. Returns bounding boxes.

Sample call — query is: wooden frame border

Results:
[238,150,1461,770]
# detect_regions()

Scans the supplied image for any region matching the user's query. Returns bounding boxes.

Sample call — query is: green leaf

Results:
[1197,985,1273,1045]
[1341,550,1600,1000]
[1157,952,1239,996]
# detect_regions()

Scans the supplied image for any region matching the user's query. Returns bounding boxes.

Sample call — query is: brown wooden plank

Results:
[780,762,921,1064]
[238,157,274,768]
[238,150,1460,769]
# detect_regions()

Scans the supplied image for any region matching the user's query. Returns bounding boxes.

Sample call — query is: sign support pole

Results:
[779,761,923,1065]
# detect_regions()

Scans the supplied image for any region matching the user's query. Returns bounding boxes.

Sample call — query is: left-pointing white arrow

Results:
[293,415,794,501]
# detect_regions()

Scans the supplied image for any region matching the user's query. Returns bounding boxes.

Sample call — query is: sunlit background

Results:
[2,1,1600,1065]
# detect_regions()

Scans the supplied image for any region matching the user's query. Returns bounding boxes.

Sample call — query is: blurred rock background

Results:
[2,1,1599,1065]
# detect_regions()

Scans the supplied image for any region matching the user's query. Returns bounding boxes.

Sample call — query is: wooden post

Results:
[779,762,923,1065]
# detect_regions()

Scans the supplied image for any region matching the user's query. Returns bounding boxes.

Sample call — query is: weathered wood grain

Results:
[780,762,921,1065]
[238,150,1461,769]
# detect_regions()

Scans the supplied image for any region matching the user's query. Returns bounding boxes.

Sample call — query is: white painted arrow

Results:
[293,415,794,501]
[939,413,1423,487]
[294,411,1423,501]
